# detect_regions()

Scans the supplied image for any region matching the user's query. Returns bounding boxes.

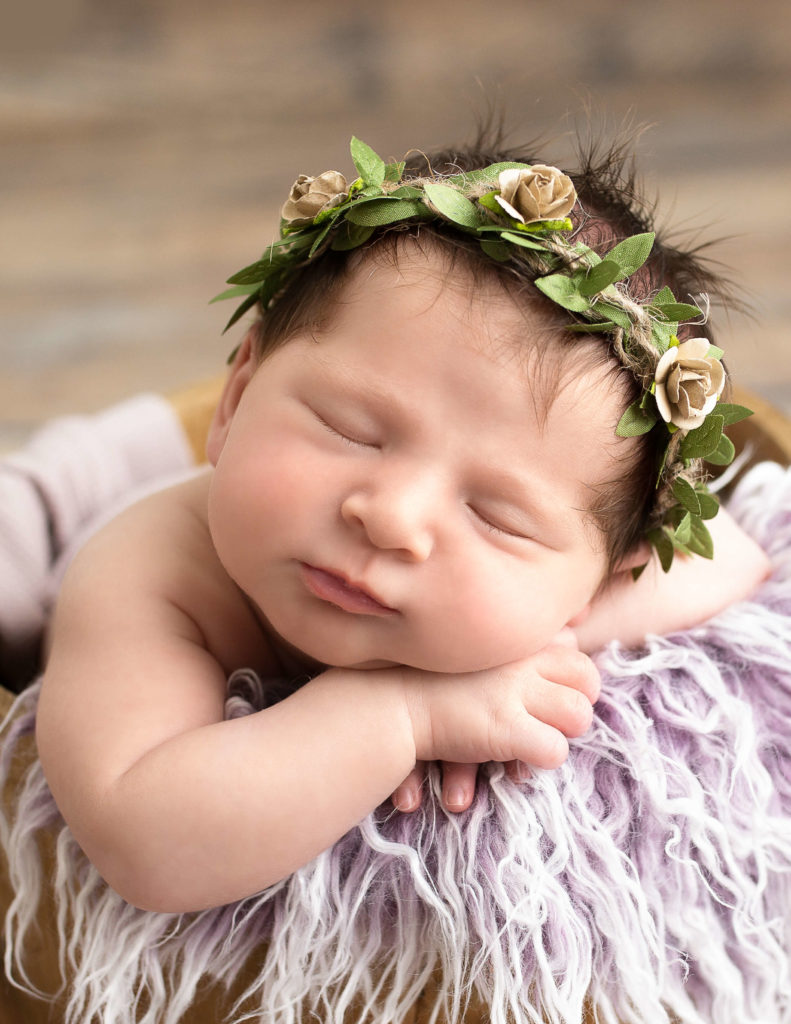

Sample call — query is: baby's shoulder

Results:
[79,469,215,571]
[60,471,273,675]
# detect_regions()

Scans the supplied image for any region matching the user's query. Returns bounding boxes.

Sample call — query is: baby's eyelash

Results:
[317,413,371,448]
[468,505,529,541]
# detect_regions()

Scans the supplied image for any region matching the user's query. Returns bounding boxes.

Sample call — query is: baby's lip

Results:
[299,564,398,616]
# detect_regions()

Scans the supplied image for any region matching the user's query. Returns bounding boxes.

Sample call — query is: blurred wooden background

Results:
[2,0,790,453]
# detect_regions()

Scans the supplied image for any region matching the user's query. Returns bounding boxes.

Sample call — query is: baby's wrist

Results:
[313,664,419,767]
[395,669,431,762]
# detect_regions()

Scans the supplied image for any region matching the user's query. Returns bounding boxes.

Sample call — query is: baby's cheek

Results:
[427,582,552,671]
[254,458,327,530]
[477,577,574,661]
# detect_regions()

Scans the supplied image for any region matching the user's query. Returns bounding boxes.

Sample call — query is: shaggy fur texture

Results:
[2,462,791,1024]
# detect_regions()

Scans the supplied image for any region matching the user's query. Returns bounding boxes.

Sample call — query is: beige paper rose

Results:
[281,171,348,225]
[495,165,577,224]
[654,337,726,431]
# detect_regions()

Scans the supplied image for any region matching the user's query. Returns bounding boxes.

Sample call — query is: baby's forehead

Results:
[325,238,628,425]
[343,238,559,344]
[306,256,627,452]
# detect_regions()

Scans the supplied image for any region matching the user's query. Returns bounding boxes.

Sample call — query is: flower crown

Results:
[214,137,752,573]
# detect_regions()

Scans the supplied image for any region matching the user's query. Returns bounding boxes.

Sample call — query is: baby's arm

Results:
[573,506,771,652]
[36,483,598,914]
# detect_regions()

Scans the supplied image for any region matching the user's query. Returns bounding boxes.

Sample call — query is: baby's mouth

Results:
[299,564,397,616]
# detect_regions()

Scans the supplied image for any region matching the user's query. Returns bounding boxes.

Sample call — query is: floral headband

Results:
[214,137,752,573]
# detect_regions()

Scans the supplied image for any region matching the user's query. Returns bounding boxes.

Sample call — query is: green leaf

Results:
[353,184,387,199]
[651,301,702,321]
[423,183,481,229]
[674,512,693,546]
[534,272,590,312]
[500,231,547,250]
[479,239,511,261]
[225,262,269,286]
[715,402,753,426]
[672,477,702,516]
[477,191,503,217]
[696,490,720,520]
[687,517,714,559]
[704,432,736,466]
[446,162,529,188]
[221,292,259,334]
[389,185,423,199]
[679,414,724,460]
[604,231,655,278]
[384,160,405,182]
[593,301,632,332]
[308,221,334,256]
[639,388,654,409]
[616,400,658,437]
[578,259,622,297]
[258,271,288,310]
[341,191,398,210]
[664,503,688,530]
[652,285,676,306]
[350,137,386,187]
[521,217,573,233]
[272,229,309,250]
[655,440,671,486]
[329,222,375,251]
[210,283,259,304]
[346,198,425,227]
[566,321,618,333]
[571,242,602,267]
[648,528,675,573]
[650,319,678,354]
[226,239,311,284]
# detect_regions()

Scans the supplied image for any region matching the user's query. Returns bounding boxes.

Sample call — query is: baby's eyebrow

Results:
[475,464,573,529]
[319,359,394,400]
[310,360,412,419]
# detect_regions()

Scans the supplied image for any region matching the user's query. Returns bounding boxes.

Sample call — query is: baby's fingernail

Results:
[445,785,466,810]
[394,787,416,811]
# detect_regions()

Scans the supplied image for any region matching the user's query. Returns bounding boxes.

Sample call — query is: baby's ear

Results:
[566,603,592,629]
[206,331,257,465]
[572,542,655,627]
[612,541,653,577]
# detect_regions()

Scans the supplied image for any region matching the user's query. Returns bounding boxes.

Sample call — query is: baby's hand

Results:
[391,629,599,813]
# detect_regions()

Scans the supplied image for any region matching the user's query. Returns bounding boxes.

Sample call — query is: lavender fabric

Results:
[0,394,194,682]
[2,462,791,1024]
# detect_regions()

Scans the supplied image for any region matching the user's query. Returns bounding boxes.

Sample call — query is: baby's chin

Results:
[262,615,549,676]
[345,658,400,671]
[323,648,543,675]
[257,620,400,674]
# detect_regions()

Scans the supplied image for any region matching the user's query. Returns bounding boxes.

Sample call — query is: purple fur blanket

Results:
[2,462,791,1024]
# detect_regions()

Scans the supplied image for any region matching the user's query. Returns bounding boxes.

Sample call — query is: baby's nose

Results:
[340,476,436,562]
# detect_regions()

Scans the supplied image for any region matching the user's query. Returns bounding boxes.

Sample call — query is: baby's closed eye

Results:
[312,408,380,450]
[466,503,532,541]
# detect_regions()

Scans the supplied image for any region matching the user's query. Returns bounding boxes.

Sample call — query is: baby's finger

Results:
[505,759,531,784]
[441,762,479,813]
[515,675,595,739]
[391,763,426,812]
[532,645,601,704]
[510,714,570,770]
[549,626,579,650]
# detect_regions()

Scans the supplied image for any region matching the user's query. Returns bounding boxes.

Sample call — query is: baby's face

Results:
[207,248,624,673]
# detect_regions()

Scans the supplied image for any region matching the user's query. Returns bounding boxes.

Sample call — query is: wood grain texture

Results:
[2,0,789,452]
